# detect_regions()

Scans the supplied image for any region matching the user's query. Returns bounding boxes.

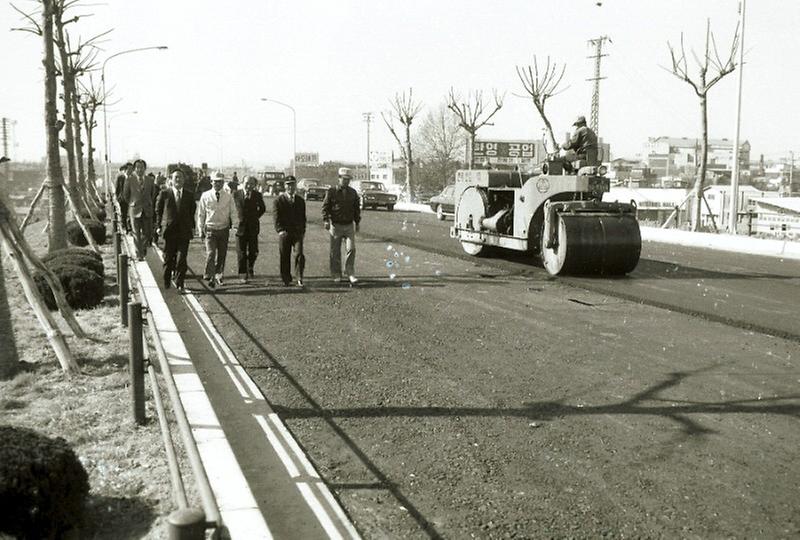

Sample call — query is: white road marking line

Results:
[234,364,267,401]
[268,413,320,479]
[297,483,343,540]
[253,414,300,478]
[314,481,362,540]
[224,365,250,399]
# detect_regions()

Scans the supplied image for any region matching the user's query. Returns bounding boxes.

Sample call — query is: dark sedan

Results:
[429,185,455,220]
[297,178,328,201]
[355,181,397,211]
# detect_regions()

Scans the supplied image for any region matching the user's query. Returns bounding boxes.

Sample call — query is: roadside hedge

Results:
[0,425,89,539]
[43,246,102,262]
[42,251,104,277]
[34,261,105,310]
[66,219,107,247]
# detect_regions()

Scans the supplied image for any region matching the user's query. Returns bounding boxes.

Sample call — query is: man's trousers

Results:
[203,228,230,279]
[163,234,190,288]
[236,232,259,275]
[278,232,305,284]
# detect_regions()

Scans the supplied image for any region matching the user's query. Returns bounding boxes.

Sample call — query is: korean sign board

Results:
[294,152,319,166]
[472,140,539,168]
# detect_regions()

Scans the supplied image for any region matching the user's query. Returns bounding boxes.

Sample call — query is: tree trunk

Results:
[43,0,67,252]
[692,93,709,232]
[467,132,475,170]
[404,123,413,202]
[84,108,97,192]
[20,179,47,233]
[537,103,559,154]
[54,19,85,217]
[0,164,20,379]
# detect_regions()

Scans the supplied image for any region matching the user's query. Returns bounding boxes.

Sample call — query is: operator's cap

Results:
[338,167,352,178]
[573,115,587,126]
[212,171,225,182]
[285,175,296,184]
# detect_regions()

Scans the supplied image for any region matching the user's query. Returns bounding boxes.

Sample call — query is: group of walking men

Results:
[115,162,363,293]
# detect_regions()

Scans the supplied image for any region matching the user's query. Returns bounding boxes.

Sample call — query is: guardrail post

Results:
[167,508,206,540]
[119,254,129,327]
[113,232,121,266]
[128,301,146,425]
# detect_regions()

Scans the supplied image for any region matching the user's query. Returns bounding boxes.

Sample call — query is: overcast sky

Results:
[2,0,798,169]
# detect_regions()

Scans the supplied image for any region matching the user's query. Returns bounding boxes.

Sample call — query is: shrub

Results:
[43,246,103,262]
[66,219,107,247]
[34,261,105,311]
[0,425,89,539]
[80,208,107,222]
[51,254,104,277]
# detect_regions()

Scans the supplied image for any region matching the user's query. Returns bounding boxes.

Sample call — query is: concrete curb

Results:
[640,227,800,261]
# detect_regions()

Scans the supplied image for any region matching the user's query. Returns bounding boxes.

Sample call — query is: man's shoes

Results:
[284,281,292,287]
[137,255,145,262]
[240,274,249,284]
[177,285,186,294]
[164,280,171,289]
[348,275,359,284]
[208,277,216,289]
[333,276,342,283]
[215,274,224,286]
[297,278,304,287]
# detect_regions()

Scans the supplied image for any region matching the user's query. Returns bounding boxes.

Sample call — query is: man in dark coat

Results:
[115,163,132,233]
[236,175,266,282]
[322,167,360,284]
[561,115,599,166]
[155,170,196,292]
[273,176,307,287]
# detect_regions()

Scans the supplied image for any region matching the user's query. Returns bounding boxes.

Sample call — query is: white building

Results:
[701,185,779,229]
[750,197,800,238]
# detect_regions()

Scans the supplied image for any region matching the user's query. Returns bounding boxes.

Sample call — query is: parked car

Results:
[258,171,286,195]
[297,178,328,201]
[429,185,455,220]
[352,181,398,211]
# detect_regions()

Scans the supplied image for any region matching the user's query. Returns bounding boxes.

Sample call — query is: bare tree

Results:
[417,101,466,191]
[666,20,739,231]
[516,56,568,153]
[382,88,423,201]
[446,88,505,169]
[12,1,68,251]
[78,74,104,199]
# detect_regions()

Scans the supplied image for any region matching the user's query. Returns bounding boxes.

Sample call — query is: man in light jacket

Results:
[122,158,154,261]
[197,171,237,288]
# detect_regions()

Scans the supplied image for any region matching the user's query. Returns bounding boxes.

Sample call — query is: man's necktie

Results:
[215,191,220,202]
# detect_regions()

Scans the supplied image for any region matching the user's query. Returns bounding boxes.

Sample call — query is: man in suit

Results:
[156,170,196,292]
[122,158,155,261]
[274,176,307,287]
[236,175,266,283]
[115,163,132,233]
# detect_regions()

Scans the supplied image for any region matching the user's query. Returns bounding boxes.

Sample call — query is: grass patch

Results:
[1,227,201,538]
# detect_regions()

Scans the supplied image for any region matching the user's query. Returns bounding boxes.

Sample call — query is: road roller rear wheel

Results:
[541,213,641,275]
[460,241,485,256]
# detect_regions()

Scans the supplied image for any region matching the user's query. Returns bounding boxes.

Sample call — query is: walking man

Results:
[273,176,306,286]
[236,175,266,283]
[115,163,132,233]
[156,170,196,293]
[322,167,361,284]
[197,171,237,288]
[122,158,155,261]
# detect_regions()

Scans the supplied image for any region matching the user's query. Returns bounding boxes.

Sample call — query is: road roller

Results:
[449,157,641,275]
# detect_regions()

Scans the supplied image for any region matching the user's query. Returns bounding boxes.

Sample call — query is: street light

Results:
[260,97,296,177]
[102,46,168,197]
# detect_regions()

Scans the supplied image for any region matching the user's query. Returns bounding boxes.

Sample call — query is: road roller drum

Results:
[541,212,641,275]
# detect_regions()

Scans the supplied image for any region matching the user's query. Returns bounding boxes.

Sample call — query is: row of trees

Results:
[12,0,109,251]
[381,22,740,231]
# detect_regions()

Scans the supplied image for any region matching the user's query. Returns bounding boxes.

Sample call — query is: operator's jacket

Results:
[562,125,599,165]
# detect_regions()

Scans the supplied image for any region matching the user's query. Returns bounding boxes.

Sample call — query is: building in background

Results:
[750,197,800,238]
[369,150,395,185]
[645,137,750,185]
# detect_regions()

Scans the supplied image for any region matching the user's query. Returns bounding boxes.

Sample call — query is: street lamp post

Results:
[102,46,167,198]
[106,111,138,166]
[260,98,296,177]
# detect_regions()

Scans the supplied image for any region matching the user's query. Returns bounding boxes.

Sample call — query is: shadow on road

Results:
[200,288,446,540]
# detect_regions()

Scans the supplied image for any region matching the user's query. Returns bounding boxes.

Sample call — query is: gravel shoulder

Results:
[184,204,800,538]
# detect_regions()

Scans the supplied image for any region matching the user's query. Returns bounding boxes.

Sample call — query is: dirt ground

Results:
[0,230,199,539]
[184,205,800,538]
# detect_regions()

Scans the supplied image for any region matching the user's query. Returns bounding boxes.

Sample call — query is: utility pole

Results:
[1,118,11,180]
[363,112,373,182]
[729,0,746,233]
[586,36,610,137]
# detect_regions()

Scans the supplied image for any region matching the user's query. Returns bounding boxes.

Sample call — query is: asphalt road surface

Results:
[176,200,800,538]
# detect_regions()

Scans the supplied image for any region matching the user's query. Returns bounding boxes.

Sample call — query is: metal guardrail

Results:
[111,198,223,539]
